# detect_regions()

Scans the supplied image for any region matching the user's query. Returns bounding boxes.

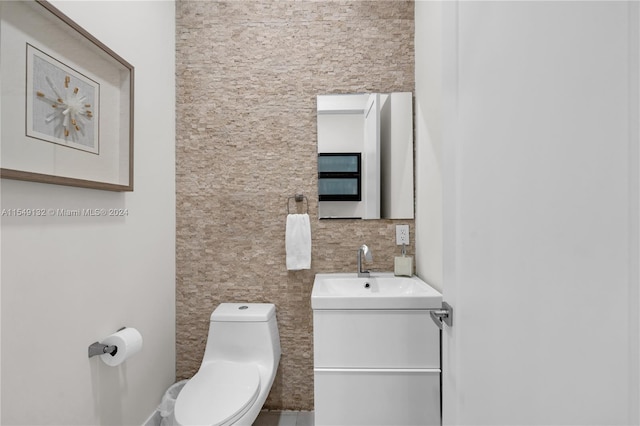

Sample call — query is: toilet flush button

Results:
[239,306,249,310]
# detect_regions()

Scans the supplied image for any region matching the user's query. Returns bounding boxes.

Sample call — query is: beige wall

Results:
[176,0,414,410]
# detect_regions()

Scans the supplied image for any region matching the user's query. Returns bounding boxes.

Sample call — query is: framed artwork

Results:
[0,0,134,191]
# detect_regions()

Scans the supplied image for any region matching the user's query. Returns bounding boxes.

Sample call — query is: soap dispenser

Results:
[394,244,413,277]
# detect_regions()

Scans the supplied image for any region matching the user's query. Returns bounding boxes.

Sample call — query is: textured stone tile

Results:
[176,0,414,410]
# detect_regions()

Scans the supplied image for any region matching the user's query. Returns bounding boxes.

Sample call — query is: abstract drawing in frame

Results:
[26,43,100,155]
[0,0,134,191]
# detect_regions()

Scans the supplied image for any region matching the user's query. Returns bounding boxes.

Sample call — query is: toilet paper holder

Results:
[88,327,125,358]
[88,342,117,358]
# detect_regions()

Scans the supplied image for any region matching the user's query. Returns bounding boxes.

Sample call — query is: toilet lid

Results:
[174,361,260,426]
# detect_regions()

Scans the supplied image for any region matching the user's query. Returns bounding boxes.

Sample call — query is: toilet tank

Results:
[202,303,281,368]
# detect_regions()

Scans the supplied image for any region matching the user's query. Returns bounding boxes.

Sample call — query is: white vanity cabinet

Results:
[313,309,441,426]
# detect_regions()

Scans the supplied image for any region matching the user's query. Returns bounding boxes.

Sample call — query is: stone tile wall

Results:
[176,0,414,410]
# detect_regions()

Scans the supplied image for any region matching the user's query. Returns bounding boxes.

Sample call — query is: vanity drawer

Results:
[314,368,440,426]
[313,309,440,368]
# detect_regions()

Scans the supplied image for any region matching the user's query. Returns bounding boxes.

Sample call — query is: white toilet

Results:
[174,303,281,426]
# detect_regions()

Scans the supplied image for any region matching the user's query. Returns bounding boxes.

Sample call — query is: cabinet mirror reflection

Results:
[317,93,414,220]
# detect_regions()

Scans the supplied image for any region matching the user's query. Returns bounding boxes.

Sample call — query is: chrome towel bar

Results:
[287,194,309,214]
[430,301,453,330]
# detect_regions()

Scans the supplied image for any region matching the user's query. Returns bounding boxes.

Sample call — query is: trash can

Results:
[158,380,188,426]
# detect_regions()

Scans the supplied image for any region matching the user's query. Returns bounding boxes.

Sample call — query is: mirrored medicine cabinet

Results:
[316,92,414,220]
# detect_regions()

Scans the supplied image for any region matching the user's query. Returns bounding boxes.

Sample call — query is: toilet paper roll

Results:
[100,327,143,367]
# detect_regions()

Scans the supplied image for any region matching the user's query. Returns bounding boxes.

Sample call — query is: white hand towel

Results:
[286,213,311,270]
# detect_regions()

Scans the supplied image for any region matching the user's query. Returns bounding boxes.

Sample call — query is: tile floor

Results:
[147,409,314,426]
[253,411,315,426]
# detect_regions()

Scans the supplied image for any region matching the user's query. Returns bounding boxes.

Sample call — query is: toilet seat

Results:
[174,361,260,426]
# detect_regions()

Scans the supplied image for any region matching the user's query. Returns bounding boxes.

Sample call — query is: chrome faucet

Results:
[357,244,373,277]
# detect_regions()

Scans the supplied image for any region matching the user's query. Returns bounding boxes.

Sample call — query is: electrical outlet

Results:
[396,224,410,245]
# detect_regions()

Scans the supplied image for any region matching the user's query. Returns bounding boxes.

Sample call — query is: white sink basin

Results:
[312,272,442,309]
